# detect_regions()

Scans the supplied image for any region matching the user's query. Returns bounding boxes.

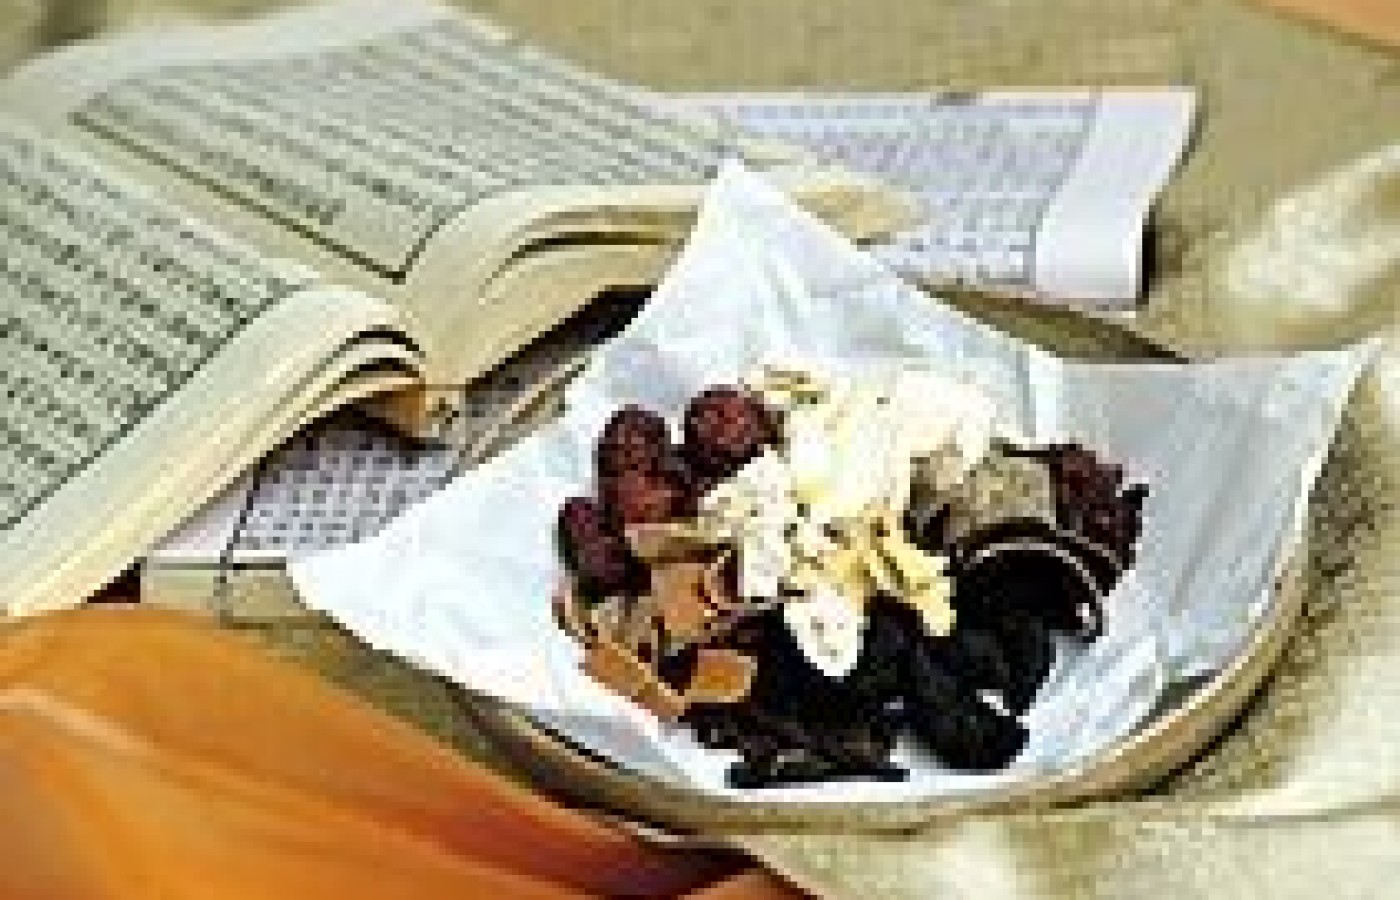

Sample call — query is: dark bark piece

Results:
[556,497,641,596]
[903,638,1029,771]
[727,751,907,789]
[601,468,692,526]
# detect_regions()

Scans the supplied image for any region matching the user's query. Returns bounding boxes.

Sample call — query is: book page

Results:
[0,113,428,615]
[669,91,1195,307]
[0,2,737,361]
[0,117,317,536]
[51,5,722,284]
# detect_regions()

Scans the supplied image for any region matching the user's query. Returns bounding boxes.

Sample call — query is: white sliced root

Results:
[783,583,865,679]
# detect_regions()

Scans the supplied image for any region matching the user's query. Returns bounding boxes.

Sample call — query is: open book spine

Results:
[140,290,645,619]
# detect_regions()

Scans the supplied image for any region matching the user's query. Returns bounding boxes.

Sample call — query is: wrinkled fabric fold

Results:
[0,607,796,900]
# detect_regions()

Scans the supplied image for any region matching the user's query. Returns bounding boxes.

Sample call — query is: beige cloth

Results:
[0,0,42,72]
[13,1,1400,897]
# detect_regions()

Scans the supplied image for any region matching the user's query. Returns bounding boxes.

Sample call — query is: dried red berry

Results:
[557,497,637,595]
[597,406,671,478]
[602,468,691,525]
[683,386,775,477]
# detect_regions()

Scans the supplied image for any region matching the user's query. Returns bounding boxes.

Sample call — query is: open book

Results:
[0,0,903,617]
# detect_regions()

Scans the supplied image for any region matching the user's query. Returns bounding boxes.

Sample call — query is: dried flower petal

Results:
[783,585,864,678]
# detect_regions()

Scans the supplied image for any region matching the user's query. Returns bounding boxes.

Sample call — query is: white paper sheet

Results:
[291,164,1370,803]
[668,91,1195,307]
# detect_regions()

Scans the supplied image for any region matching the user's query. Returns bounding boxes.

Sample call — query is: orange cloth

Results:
[1257,0,1400,49]
[0,607,801,900]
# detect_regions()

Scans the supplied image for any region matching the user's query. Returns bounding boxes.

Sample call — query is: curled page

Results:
[292,164,1370,802]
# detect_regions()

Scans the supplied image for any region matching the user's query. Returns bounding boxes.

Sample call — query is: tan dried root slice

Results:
[684,649,757,705]
[625,522,724,564]
[556,581,667,659]
[652,562,714,642]
[629,523,747,636]
[700,552,744,617]
[583,639,689,722]
[563,527,761,721]
[560,567,757,722]
[582,639,758,722]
